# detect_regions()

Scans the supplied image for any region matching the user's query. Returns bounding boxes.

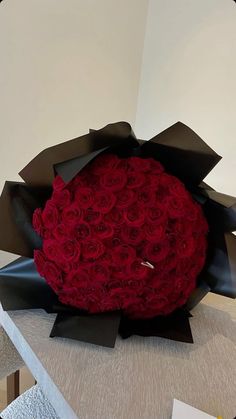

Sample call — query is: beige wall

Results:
[136,0,236,195]
[0,0,148,190]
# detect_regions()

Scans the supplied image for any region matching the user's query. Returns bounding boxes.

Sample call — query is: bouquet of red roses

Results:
[0,122,235,347]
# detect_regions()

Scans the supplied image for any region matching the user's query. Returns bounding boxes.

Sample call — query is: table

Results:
[0,294,236,419]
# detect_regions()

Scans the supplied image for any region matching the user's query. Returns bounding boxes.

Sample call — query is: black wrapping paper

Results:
[0,257,58,311]
[19,122,139,187]
[119,309,193,343]
[141,122,222,187]
[0,182,51,257]
[50,312,121,348]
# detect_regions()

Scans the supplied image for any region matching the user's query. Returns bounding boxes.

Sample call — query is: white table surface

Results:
[0,293,236,419]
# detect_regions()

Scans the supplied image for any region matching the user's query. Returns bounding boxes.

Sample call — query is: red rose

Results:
[116,158,130,171]
[128,157,151,172]
[42,200,59,229]
[70,173,88,189]
[32,208,44,236]
[126,171,145,189]
[129,259,150,281]
[90,263,109,284]
[44,261,63,292]
[59,239,80,262]
[99,296,120,312]
[146,294,169,314]
[137,188,156,207]
[53,223,71,241]
[152,254,178,278]
[144,223,165,242]
[123,205,145,227]
[82,239,105,260]
[75,187,94,209]
[53,176,66,191]
[121,225,144,246]
[146,174,161,188]
[111,287,142,309]
[146,205,167,225]
[84,208,102,224]
[61,204,82,226]
[34,250,47,277]
[176,235,196,258]
[84,173,100,189]
[198,215,209,234]
[144,240,170,263]
[120,294,143,310]
[100,169,127,191]
[42,229,54,239]
[65,268,90,288]
[148,158,164,174]
[99,251,113,264]
[106,207,124,225]
[158,173,175,188]
[176,257,192,275]
[52,189,71,209]
[57,260,74,273]
[43,239,60,262]
[170,219,188,236]
[185,202,202,222]
[169,177,188,198]
[166,195,187,218]
[105,236,122,249]
[93,221,114,239]
[112,244,136,266]
[90,154,119,174]
[93,191,116,213]
[111,265,129,280]
[116,189,135,209]
[74,222,91,241]
[59,292,89,311]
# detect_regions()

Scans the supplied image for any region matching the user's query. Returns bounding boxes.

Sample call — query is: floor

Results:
[0,367,35,411]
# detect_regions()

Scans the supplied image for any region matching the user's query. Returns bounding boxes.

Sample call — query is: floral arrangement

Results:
[0,121,235,347]
[33,154,208,319]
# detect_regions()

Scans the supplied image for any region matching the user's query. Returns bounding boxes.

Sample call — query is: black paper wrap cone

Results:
[0,121,235,347]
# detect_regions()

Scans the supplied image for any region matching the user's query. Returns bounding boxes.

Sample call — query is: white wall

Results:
[1,0,236,196]
[0,0,148,190]
[136,0,236,195]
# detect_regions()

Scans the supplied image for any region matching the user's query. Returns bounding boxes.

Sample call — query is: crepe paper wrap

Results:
[0,121,235,348]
